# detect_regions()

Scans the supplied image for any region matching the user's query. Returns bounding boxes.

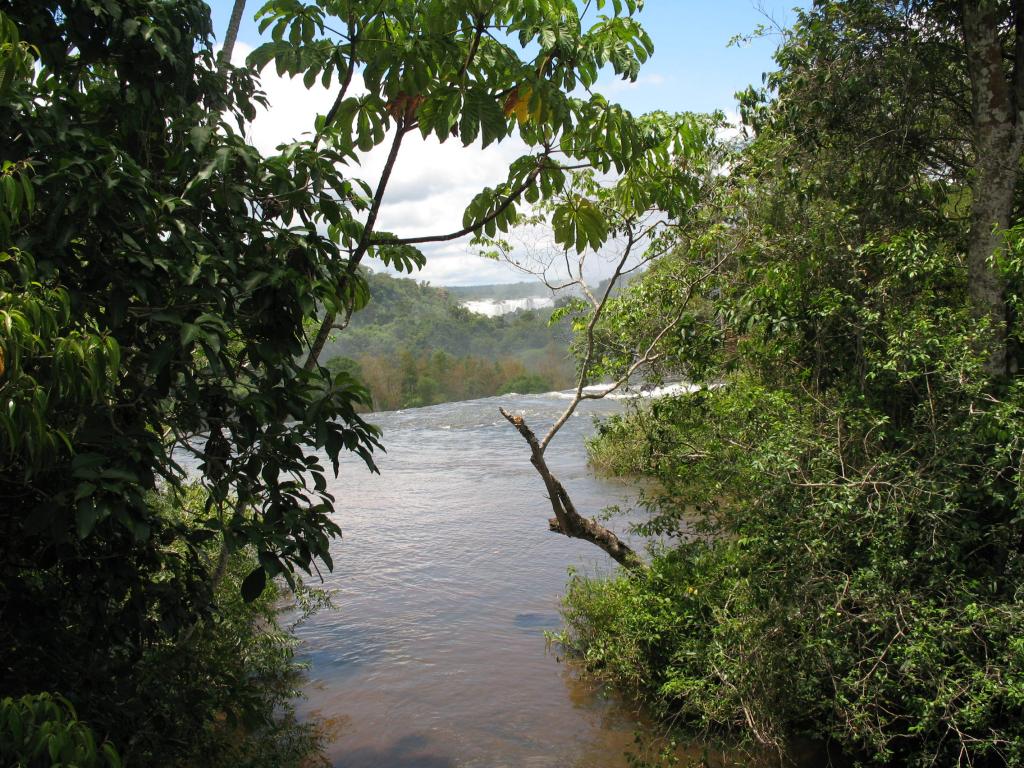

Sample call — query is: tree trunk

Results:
[203,0,247,605]
[218,0,247,71]
[305,312,335,372]
[960,1,1024,377]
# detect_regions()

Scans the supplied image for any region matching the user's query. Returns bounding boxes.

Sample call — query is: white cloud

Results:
[228,42,537,286]
[715,108,745,142]
[596,72,669,94]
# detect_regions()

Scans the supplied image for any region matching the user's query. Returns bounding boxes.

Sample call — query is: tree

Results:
[242,0,656,370]
[557,3,1024,764]
[489,111,727,567]
[960,0,1024,375]
[219,0,248,70]
[739,0,1024,377]
[0,1,385,746]
[0,0,658,757]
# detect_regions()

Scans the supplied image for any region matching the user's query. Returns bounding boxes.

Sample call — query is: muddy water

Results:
[294,391,693,768]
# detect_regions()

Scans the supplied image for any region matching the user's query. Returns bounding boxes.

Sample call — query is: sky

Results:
[205,1,803,286]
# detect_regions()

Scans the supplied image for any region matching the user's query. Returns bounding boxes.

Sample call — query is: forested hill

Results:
[322,272,566,360]
[320,272,575,409]
[444,281,553,301]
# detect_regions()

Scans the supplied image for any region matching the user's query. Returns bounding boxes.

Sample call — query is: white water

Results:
[461,297,555,317]
[544,381,701,401]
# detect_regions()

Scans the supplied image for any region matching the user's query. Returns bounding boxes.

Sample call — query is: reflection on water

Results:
[294,392,721,767]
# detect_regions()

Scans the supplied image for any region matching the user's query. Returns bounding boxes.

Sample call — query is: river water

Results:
[293,390,680,768]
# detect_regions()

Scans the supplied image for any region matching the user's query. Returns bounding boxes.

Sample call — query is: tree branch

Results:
[497,238,725,567]
[540,229,638,451]
[217,0,246,73]
[499,407,641,569]
[318,15,360,142]
[303,122,409,371]
[372,164,544,247]
[1013,0,1024,150]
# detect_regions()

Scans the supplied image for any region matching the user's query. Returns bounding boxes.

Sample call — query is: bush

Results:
[498,373,554,395]
[0,693,121,768]
[116,488,331,768]
[587,409,659,476]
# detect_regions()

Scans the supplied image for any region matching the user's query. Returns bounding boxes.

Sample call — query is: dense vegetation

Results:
[558,2,1024,766]
[334,349,567,410]
[0,1,370,762]
[322,272,573,409]
[0,0,653,763]
[8,0,1023,765]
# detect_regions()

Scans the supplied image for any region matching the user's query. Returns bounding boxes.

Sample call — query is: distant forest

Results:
[443,280,554,301]
[321,272,575,410]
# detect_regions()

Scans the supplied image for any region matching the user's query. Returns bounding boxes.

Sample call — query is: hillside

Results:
[321,272,576,409]
[444,281,554,301]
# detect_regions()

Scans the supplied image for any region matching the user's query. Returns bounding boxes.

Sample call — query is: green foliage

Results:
[122,489,330,768]
[1,0,658,760]
[0,693,121,768]
[552,194,608,254]
[2,487,330,768]
[498,373,554,396]
[0,1,360,763]
[563,4,1024,766]
[354,348,565,410]
[318,272,575,408]
[1,0,382,597]
[586,407,658,476]
[249,0,656,249]
[321,271,570,361]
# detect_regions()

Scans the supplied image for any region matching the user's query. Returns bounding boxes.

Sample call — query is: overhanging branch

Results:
[499,407,642,569]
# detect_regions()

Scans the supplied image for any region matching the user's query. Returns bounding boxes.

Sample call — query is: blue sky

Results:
[207,1,800,115]
[204,1,805,285]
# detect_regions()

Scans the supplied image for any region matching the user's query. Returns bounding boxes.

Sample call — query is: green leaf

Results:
[180,323,201,346]
[76,501,99,539]
[241,567,267,603]
[101,742,122,768]
[460,89,507,148]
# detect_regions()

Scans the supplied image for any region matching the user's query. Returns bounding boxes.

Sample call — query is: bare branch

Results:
[499,408,641,569]
[331,300,354,332]
[577,252,599,309]
[578,252,729,404]
[540,229,638,451]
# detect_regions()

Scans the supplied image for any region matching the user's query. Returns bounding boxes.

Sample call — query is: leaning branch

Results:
[498,239,726,568]
[576,253,728,405]
[499,407,642,569]
[303,121,409,371]
[540,229,638,451]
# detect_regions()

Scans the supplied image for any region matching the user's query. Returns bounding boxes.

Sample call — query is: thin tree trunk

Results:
[960,1,1024,377]
[202,0,247,601]
[218,0,247,71]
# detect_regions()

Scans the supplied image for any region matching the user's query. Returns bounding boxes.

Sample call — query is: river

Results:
[292,390,680,768]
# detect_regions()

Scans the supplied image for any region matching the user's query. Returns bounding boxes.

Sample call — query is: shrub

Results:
[0,693,121,768]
